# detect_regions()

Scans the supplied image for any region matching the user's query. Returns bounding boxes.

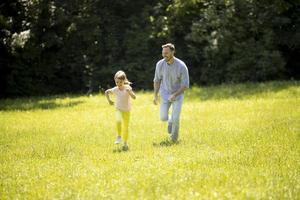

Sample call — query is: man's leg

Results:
[170,96,184,141]
[160,99,171,122]
[168,115,172,134]
[160,99,172,135]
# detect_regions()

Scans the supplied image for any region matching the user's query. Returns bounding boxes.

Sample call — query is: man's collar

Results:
[167,57,175,65]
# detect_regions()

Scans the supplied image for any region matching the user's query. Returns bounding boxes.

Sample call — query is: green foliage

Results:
[0,0,299,96]
[185,0,287,84]
[0,81,299,198]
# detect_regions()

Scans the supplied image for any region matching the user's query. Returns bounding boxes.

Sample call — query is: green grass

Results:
[0,81,299,199]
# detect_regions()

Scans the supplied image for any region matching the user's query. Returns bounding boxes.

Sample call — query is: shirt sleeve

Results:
[111,86,118,94]
[180,64,190,88]
[153,62,162,83]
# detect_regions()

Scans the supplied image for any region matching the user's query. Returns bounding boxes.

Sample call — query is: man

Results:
[153,43,189,142]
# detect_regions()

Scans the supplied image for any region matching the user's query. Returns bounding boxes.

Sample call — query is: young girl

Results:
[105,70,136,150]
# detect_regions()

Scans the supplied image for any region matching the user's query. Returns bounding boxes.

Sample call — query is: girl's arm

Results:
[126,87,136,99]
[105,89,114,105]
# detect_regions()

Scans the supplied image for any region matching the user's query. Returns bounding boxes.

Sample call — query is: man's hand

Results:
[168,94,176,102]
[153,95,158,105]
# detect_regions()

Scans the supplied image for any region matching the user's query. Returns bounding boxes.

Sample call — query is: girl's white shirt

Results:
[111,85,132,112]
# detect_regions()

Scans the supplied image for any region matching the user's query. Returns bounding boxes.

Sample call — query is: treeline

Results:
[0,0,299,97]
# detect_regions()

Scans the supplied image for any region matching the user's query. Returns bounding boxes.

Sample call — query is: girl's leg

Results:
[115,110,122,137]
[122,111,130,143]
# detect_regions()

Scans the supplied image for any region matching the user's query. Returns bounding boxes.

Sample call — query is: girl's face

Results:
[115,78,125,88]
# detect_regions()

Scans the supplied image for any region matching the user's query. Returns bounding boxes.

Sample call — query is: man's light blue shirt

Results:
[153,57,189,101]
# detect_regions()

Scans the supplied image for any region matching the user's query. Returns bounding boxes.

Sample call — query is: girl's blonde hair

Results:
[114,70,131,85]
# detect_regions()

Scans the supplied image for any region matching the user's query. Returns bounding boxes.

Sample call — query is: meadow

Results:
[0,81,299,199]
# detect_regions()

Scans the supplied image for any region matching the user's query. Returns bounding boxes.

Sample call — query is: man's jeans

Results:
[160,96,184,141]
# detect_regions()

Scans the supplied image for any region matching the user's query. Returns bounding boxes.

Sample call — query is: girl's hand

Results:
[125,85,132,93]
[125,85,136,99]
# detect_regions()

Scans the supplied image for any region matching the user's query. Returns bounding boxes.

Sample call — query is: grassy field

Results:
[0,81,299,199]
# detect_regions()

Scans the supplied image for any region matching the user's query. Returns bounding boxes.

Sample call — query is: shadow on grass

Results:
[186,81,299,101]
[112,146,129,153]
[0,95,84,111]
[153,138,180,147]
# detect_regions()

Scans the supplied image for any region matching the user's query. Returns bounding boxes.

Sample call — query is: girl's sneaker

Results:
[122,143,129,151]
[114,136,122,144]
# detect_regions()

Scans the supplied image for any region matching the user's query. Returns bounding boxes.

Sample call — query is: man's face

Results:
[162,47,174,62]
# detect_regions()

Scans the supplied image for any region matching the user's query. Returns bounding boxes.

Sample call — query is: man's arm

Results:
[169,63,189,102]
[168,86,187,102]
[153,81,161,105]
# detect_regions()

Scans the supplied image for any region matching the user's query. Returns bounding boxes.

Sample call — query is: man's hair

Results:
[162,43,175,52]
